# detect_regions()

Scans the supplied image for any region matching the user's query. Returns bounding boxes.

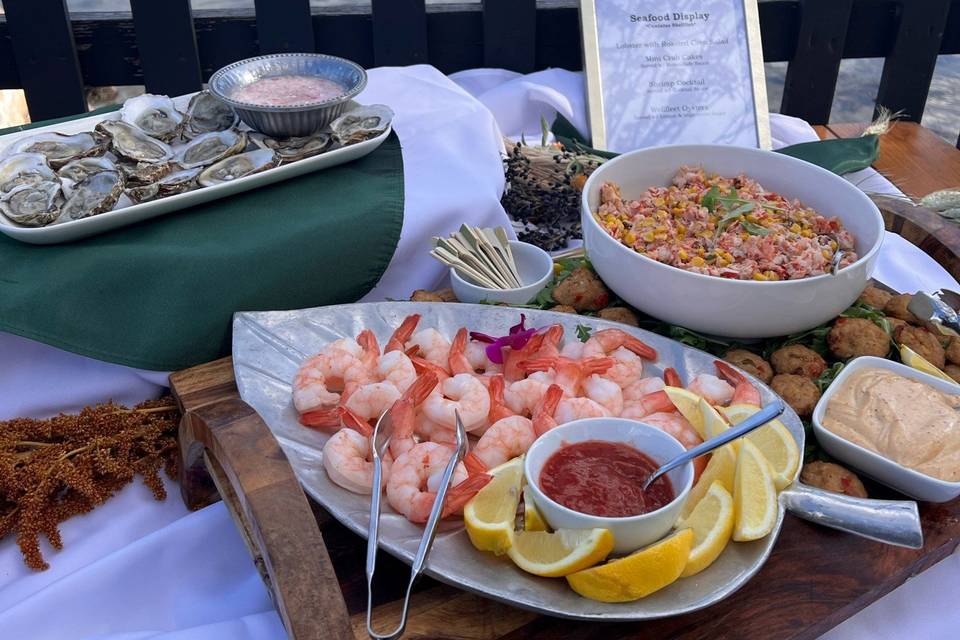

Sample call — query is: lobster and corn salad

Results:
[595,166,858,281]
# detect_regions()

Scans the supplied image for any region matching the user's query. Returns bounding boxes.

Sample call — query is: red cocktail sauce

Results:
[539,441,674,517]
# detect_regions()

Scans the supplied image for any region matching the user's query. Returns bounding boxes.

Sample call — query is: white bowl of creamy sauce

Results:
[812,356,960,502]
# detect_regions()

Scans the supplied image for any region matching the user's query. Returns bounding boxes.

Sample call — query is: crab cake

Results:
[946,336,960,365]
[886,317,908,334]
[723,349,773,384]
[800,462,868,498]
[884,293,918,324]
[858,285,893,310]
[770,373,821,417]
[945,364,960,383]
[549,304,577,314]
[894,324,946,369]
[828,317,890,359]
[597,307,640,326]
[551,266,611,312]
[770,344,827,379]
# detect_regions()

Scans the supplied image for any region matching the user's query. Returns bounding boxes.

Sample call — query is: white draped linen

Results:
[1,65,956,639]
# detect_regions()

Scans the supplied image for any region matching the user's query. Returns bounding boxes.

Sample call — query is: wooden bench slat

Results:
[780,0,853,124]
[129,0,203,97]
[482,0,536,73]
[253,0,315,54]
[371,0,429,67]
[2,0,86,120]
[875,0,952,122]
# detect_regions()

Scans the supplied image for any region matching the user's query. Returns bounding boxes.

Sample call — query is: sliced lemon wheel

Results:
[463,457,524,555]
[899,344,958,384]
[566,529,693,602]
[681,443,737,518]
[699,397,730,439]
[733,440,778,541]
[507,528,614,577]
[721,404,800,491]
[522,486,548,532]
[678,481,734,577]
[664,386,706,437]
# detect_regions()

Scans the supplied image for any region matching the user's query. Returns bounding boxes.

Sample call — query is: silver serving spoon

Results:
[909,290,960,334]
[642,400,785,491]
[830,249,845,275]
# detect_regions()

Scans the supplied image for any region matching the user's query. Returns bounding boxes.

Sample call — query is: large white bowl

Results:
[581,145,885,338]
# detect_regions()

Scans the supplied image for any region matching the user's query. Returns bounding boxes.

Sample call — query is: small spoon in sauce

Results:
[642,399,786,491]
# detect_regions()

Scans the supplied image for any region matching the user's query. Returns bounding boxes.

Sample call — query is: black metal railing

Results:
[1,0,958,144]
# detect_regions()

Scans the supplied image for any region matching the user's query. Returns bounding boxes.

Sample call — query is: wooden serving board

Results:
[170,196,960,640]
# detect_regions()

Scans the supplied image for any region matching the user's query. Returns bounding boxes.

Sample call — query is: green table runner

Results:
[0,116,404,371]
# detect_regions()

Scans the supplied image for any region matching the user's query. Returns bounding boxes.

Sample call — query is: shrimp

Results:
[715,360,761,406]
[416,417,457,448]
[560,340,584,360]
[555,396,611,424]
[620,389,676,419]
[376,350,417,393]
[343,382,401,425]
[641,411,706,479]
[532,384,564,436]
[534,325,564,359]
[386,314,420,353]
[407,328,451,370]
[465,339,500,373]
[581,328,657,360]
[292,355,341,414]
[463,416,536,474]
[583,374,624,416]
[604,346,645,389]
[386,442,492,523]
[663,367,683,388]
[423,373,490,431]
[520,356,614,397]
[503,333,546,382]
[623,376,665,402]
[504,378,550,416]
[687,373,735,406]
[449,328,474,375]
[356,329,381,372]
[322,428,393,494]
[487,374,517,423]
[387,372,439,458]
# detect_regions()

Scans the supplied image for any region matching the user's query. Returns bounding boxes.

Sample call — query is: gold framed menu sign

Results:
[580,0,771,152]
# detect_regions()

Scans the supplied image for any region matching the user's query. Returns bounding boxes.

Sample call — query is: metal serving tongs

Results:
[365,410,469,640]
[909,289,960,335]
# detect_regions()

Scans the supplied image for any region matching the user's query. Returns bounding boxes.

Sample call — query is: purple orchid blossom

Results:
[469,314,540,365]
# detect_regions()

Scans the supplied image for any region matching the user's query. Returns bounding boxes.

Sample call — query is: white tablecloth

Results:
[1,65,956,640]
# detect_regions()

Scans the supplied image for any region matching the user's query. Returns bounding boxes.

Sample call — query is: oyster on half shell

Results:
[58,156,116,185]
[97,120,175,164]
[126,166,201,203]
[0,153,57,193]
[57,170,124,222]
[121,94,185,142]
[329,104,393,145]
[120,161,178,186]
[183,91,239,138]
[2,132,108,170]
[198,149,279,187]
[0,180,62,227]
[176,130,247,169]
[251,132,333,163]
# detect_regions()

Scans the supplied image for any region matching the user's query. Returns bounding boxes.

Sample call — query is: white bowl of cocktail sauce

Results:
[524,418,695,554]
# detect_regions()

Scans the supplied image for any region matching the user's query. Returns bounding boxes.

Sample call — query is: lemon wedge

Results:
[699,397,730,439]
[681,443,737,518]
[899,344,958,384]
[678,481,734,577]
[463,457,524,555]
[566,529,693,602]
[733,440,778,541]
[664,386,706,437]
[522,486,548,532]
[721,404,800,491]
[507,528,614,577]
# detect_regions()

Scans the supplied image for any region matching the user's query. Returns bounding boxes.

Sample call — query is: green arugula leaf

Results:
[740,219,771,236]
[701,186,721,212]
[840,302,891,333]
[815,362,845,393]
[576,324,593,342]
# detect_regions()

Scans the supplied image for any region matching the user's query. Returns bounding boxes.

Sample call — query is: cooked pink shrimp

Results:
[555,396,610,424]
[504,378,550,416]
[581,328,657,360]
[357,329,381,371]
[534,325,564,359]
[715,360,761,406]
[411,355,450,382]
[604,346,645,389]
[560,340,584,359]
[407,328,452,371]
[583,374,624,416]
[448,328,475,375]
[416,417,456,448]
[486,374,517,423]
[292,355,341,414]
[623,376,665,402]
[664,367,683,387]
[687,373,735,406]
[343,382,401,425]
[386,442,492,523]
[322,428,393,494]
[386,314,420,353]
[641,411,706,479]
[387,372,439,458]
[520,356,614,397]
[423,373,490,431]
[620,389,676,419]
[503,333,546,382]
[532,384,564,436]
[376,350,417,393]
[463,416,536,475]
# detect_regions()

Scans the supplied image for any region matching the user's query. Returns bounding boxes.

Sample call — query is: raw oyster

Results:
[58,156,116,185]
[121,94,185,141]
[329,104,393,145]
[176,130,247,168]
[2,132,108,169]
[97,120,175,164]
[183,91,238,138]
[251,131,333,163]
[126,166,201,203]
[125,183,160,204]
[120,161,177,186]
[0,153,56,193]
[198,149,279,187]
[0,180,62,226]
[57,170,124,222]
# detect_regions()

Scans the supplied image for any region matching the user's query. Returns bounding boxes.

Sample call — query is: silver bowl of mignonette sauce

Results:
[209,53,368,138]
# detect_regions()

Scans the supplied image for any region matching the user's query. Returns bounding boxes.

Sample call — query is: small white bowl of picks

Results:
[431,225,554,305]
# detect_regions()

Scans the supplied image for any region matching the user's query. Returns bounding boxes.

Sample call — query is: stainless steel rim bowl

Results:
[209,53,368,138]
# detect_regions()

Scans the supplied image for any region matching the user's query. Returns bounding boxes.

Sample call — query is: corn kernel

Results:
[790,223,801,234]
[691,256,705,267]
[642,231,655,242]
[822,249,831,260]
[624,231,637,245]
[801,229,814,238]
[829,240,838,251]
[753,272,768,281]
[679,249,689,260]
